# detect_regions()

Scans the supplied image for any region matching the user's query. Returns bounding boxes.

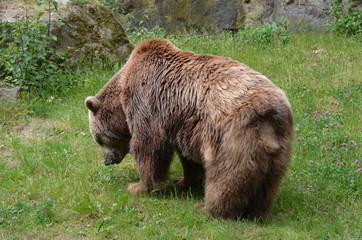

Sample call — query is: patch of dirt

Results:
[0,0,70,22]
[1,117,73,167]
[17,124,32,138]
[0,0,34,22]
[15,117,72,139]
[0,147,20,168]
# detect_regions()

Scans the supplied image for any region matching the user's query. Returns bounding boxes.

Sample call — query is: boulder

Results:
[273,0,361,30]
[120,0,362,32]
[55,2,134,63]
[120,0,249,32]
[0,87,21,105]
[272,0,332,30]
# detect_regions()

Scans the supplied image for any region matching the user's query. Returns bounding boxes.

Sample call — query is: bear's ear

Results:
[85,96,102,113]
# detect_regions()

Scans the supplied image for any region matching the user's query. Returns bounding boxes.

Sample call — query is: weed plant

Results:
[0,1,69,96]
[328,0,362,36]
[0,26,361,240]
[236,19,291,44]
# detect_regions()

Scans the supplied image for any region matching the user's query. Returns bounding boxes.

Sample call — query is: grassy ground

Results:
[0,32,361,239]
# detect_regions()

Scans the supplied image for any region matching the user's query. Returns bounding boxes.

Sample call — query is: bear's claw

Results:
[127,182,146,194]
[173,177,187,188]
[173,177,203,188]
[194,203,206,212]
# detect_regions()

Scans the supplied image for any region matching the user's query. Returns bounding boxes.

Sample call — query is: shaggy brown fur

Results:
[85,39,294,220]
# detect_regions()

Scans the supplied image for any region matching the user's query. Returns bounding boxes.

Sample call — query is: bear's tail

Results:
[205,88,294,220]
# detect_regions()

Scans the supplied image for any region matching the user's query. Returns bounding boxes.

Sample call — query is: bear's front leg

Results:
[174,155,204,188]
[128,137,173,194]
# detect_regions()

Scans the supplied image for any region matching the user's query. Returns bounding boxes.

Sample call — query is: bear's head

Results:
[85,95,131,166]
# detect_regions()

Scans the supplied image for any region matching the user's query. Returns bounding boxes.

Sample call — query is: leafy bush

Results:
[0,2,68,95]
[125,14,167,44]
[236,19,291,44]
[328,0,362,36]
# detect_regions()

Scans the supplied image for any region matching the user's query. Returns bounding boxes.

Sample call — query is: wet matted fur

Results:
[85,39,294,220]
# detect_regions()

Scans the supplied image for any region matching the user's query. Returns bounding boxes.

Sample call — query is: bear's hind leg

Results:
[204,164,262,220]
[243,153,289,219]
[128,138,173,194]
[242,176,280,219]
[174,156,204,188]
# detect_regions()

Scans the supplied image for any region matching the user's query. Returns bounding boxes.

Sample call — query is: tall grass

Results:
[0,32,361,239]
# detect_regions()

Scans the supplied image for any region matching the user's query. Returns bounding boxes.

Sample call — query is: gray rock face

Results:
[120,0,361,32]
[120,0,247,32]
[272,0,332,30]
[0,87,21,105]
[54,2,134,63]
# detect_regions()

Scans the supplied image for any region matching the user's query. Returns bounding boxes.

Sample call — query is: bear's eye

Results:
[96,139,103,146]
[94,134,104,146]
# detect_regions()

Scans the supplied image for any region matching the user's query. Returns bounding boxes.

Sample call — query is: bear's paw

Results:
[127,182,147,194]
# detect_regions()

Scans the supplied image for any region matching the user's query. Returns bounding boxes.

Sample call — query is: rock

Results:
[120,0,362,32]
[54,2,134,63]
[0,87,21,105]
[120,0,248,32]
[271,0,331,30]
[272,0,361,31]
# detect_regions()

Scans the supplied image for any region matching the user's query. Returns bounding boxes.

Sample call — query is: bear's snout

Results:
[103,151,121,165]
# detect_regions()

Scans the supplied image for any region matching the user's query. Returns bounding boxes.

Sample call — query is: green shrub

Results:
[0,2,68,95]
[236,19,291,44]
[328,0,362,36]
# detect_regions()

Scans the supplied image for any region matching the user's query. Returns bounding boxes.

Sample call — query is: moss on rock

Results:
[55,2,134,63]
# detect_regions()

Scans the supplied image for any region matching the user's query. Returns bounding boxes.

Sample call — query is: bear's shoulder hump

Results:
[134,39,176,55]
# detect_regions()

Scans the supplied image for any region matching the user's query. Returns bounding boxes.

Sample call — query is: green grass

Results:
[0,32,361,239]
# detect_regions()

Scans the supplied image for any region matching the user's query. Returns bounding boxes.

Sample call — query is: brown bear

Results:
[85,39,294,220]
